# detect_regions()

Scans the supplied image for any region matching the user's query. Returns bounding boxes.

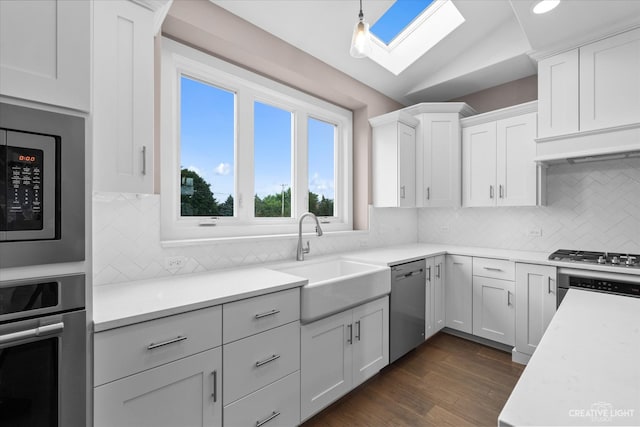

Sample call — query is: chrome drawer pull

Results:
[255,309,280,319]
[147,335,187,350]
[483,267,503,272]
[141,145,147,175]
[256,411,280,427]
[255,354,280,367]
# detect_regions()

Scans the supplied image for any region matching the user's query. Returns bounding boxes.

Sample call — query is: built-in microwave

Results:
[0,102,85,268]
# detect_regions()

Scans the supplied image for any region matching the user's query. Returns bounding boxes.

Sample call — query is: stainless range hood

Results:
[534,123,640,165]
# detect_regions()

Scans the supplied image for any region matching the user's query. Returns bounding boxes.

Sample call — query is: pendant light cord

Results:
[359,0,364,20]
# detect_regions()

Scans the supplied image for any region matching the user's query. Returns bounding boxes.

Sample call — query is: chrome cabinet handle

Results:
[507,291,512,306]
[483,267,503,272]
[347,323,353,344]
[255,354,281,367]
[400,185,406,199]
[0,322,64,345]
[436,264,441,279]
[426,187,430,200]
[548,277,554,294]
[490,185,494,199]
[355,320,361,341]
[147,335,187,350]
[426,266,431,281]
[254,309,280,319]
[256,411,280,427]
[142,145,147,176]
[213,370,218,402]
[499,184,504,198]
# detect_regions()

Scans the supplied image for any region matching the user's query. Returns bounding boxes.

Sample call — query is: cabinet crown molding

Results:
[369,110,419,128]
[460,101,537,128]
[402,102,477,118]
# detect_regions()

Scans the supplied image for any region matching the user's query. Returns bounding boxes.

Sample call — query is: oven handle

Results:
[0,322,64,346]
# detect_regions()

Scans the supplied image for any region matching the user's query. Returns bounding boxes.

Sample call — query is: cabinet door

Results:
[300,310,353,421]
[434,255,446,332]
[398,122,416,207]
[472,277,515,346]
[496,112,537,207]
[515,264,557,356]
[352,296,389,387]
[94,347,222,427]
[580,27,640,132]
[425,257,435,339]
[463,122,497,207]
[445,255,472,334]
[537,49,579,138]
[93,0,155,193]
[0,0,90,111]
[423,114,461,207]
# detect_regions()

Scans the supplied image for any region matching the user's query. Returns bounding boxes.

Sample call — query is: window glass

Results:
[308,118,336,216]
[254,102,293,217]
[180,76,235,217]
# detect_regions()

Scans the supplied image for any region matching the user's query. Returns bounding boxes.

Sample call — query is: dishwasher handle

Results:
[394,268,425,280]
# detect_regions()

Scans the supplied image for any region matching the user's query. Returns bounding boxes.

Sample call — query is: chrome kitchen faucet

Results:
[297,212,323,261]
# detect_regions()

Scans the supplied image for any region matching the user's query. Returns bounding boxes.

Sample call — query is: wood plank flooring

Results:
[301,332,525,427]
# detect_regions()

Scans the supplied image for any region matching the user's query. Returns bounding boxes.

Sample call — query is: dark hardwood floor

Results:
[302,332,525,427]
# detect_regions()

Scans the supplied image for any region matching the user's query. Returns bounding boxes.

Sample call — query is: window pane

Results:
[308,118,335,216]
[254,102,292,217]
[180,76,235,217]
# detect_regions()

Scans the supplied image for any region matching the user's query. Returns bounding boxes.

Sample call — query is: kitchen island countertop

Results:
[499,289,640,426]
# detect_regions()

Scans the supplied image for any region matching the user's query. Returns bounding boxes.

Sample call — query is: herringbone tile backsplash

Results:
[418,158,640,252]
[93,158,640,286]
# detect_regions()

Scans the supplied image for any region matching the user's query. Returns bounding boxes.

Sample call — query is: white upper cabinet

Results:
[537,49,580,139]
[370,112,419,207]
[93,0,156,193]
[462,102,540,207]
[579,27,640,132]
[406,104,476,208]
[0,0,90,111]
[537,27,640,139]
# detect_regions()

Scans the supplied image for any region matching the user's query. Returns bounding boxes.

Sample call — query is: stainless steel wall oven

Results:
[0,102,85,268]
[0,274,86,426]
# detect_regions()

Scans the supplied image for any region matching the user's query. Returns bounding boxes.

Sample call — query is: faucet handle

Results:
[303,241,311,254]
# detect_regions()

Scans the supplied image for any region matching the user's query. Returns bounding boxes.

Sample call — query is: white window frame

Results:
[160,38,353,242]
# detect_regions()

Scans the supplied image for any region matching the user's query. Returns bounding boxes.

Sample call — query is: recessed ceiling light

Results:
[532,0,560,14]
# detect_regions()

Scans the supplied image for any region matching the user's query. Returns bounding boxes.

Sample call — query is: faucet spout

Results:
[297,212,323,261]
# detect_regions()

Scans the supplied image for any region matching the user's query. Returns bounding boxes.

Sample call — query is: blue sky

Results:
[370,0,435,44]
[180,76,335,204]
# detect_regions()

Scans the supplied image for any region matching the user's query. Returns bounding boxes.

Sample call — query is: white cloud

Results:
[309,172,334,198]
[214,162,231,176]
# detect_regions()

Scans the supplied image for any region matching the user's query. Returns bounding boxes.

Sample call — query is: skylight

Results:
[371,0,436,45]
[366,0,465,76]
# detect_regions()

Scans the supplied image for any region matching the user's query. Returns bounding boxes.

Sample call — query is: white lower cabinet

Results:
[472,277,515,346]
[94,347,222,427]
[515,263,557,356]
[425,255,445,340]
[224,371,300,427]
[301,296,389,422]
[445,255,473,333]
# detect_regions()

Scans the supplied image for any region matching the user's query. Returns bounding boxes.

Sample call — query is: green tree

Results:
[255,188,291,217]
[219,195,234,216]
[180,168,218,216]
[308,191,333,217]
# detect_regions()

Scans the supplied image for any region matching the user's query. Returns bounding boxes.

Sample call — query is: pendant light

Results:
[350,0,372,58]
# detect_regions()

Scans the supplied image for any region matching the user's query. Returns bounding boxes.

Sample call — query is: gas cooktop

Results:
[549,249,640,268]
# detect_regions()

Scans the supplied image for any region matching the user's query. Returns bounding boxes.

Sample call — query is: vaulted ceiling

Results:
[212,0,640,105]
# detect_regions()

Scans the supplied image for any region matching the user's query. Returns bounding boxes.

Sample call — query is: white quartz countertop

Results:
[93,267,307,332]
[499,289,640,426]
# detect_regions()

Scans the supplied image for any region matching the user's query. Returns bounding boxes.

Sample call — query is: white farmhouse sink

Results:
[275,259,390,323]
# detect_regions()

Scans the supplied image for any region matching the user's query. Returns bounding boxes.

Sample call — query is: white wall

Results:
[93,195,417,286]
[418,158,640,252]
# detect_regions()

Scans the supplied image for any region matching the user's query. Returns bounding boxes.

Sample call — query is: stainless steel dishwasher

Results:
[390,258,426,363]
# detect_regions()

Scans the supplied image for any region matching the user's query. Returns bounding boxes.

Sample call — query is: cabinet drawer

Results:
[94,306,222,386]
[223,288,300,343]
[473,257,515,281]
[224,371,300,427]
[223,321,300,405]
